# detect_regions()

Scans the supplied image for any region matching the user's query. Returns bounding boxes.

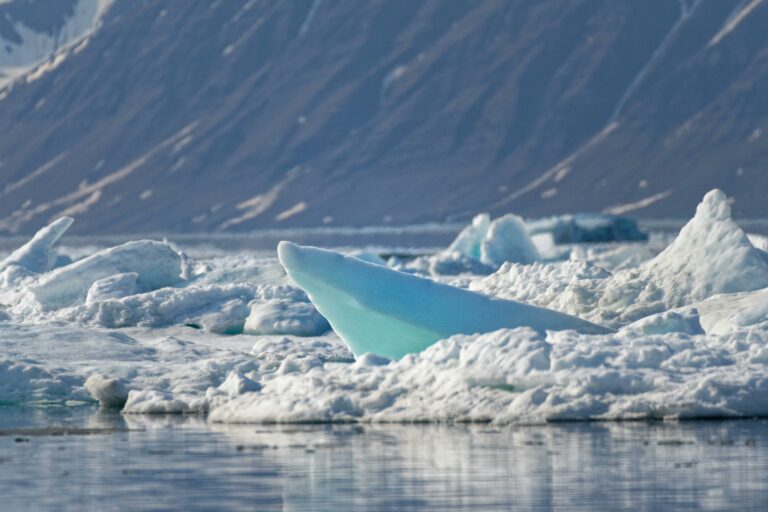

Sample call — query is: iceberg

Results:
[31,240,183,309]
[449,213,539,266]
[638,189,768,306]
[480,214,540,266]
[448,213,491,261]
[0,216,73,274]
[527,213,647,244]
[277,242,610,359]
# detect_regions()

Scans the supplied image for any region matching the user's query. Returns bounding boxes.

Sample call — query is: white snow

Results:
[84,373,129,408]
[85,272,139,304]
[210,324,768,423]
[0,0,113,89]
[639,189,768,305]
[243,299,330,337]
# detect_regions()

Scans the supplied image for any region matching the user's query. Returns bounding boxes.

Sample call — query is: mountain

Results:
[0,0,766,234]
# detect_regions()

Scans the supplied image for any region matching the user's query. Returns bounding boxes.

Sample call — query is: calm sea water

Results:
[1,406,768,511]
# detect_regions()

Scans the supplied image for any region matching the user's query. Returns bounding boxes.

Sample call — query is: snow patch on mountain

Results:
[0,0,112,89]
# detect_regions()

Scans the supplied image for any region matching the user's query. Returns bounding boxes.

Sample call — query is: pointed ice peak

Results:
[695,188,730,222]
[0,216,74,274]
[641,189,768,306]
[448,213,490,261]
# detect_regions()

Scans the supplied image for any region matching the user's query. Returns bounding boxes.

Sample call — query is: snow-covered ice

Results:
[30,240,184,310]
[0,216,73,275]
[3,189,768,424]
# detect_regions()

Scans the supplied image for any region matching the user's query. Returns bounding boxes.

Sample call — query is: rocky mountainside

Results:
[0,0,766,234]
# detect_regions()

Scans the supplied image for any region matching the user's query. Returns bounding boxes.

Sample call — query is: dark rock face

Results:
[0,0,765,234]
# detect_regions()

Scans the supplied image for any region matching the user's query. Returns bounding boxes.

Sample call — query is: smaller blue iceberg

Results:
[527,213,647,244]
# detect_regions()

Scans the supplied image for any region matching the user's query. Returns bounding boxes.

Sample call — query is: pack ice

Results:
[0,217,329,336]
[3,189,768,424]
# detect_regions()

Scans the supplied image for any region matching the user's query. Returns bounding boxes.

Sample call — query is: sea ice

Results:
[3,188,768,426]
[85,272,139,304]
[209,324,768,423]
[243,299,330,336]
[60,283,294,332]
[448,213,490,261]
[471,189,768,328]
[0,217,74,286]
[84,374,130,409]
[638,189,768,306]
[31,240,184,309]
[277,241,609,359]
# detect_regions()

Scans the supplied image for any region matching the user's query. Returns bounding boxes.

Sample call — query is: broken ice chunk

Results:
[277,241,610,359]
[31,240,183,309]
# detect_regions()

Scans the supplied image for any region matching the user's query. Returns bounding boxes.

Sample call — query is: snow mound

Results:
[85,272,139,303]
[244,299,330,336]
[278,242,609,359]
[209,326,768,423]
[60,283,289,332]
[480,214,540,266]
[695,288,768,336]
[0,217,329,337]
[620,308,705,336]
[84,373,129,408]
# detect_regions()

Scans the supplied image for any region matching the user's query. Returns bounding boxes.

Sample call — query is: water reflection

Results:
[1,407,767,511]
